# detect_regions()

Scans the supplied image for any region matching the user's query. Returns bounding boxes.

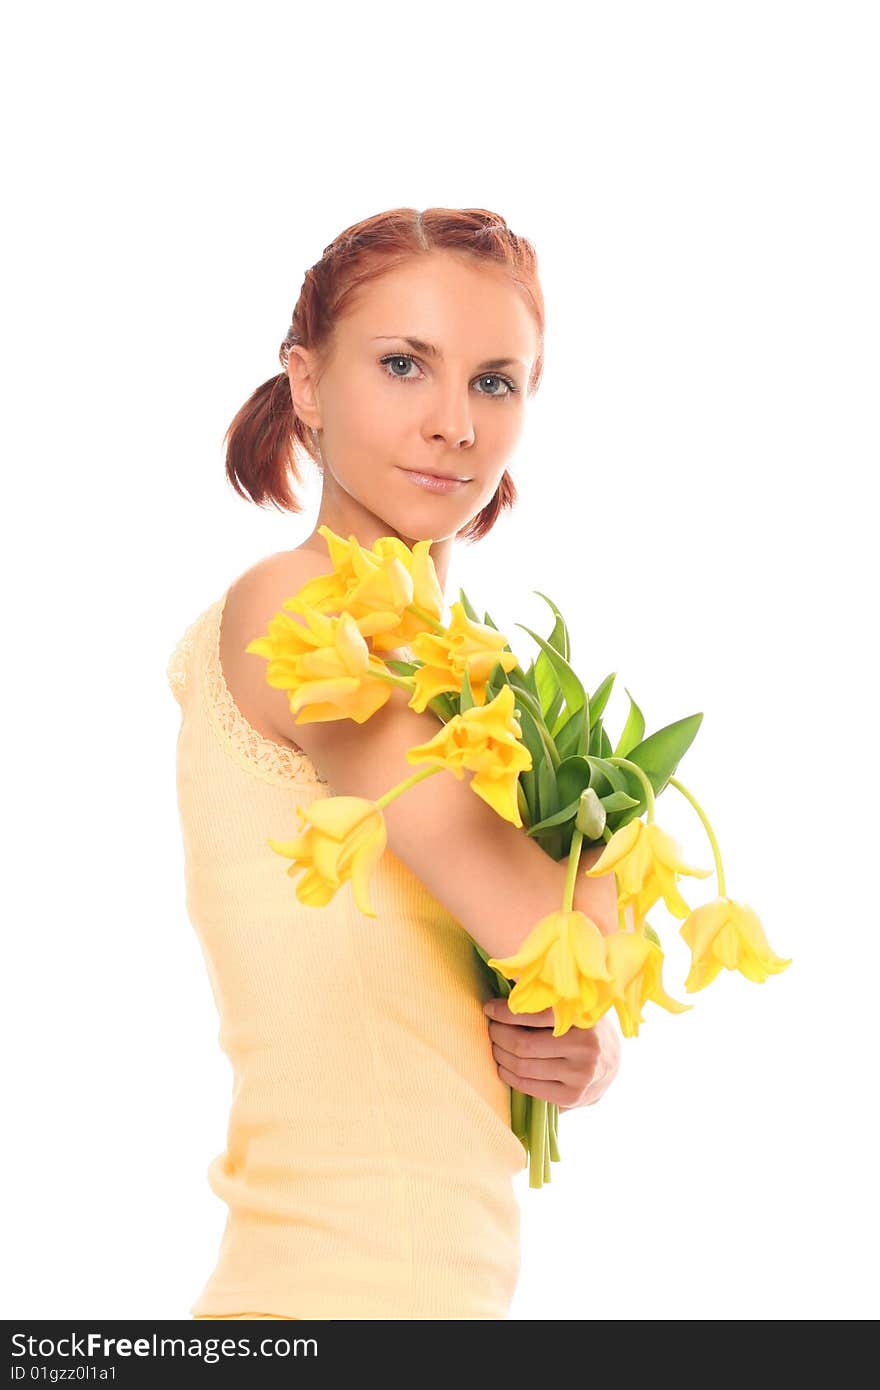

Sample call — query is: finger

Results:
[491,1040,578,1083]
[487,1019,574,1057]
[483,1000,555,1026]
[495,1062,577,1106]
[488,1017,601,1059]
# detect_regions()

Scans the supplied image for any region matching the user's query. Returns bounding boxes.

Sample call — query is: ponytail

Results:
[223,367,319,512]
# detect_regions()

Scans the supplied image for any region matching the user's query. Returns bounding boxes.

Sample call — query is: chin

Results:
[397,510,474,544]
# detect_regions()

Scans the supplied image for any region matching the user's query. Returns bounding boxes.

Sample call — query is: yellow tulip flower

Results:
[267,796,388,918]
[680,896,792,992]
[405,684,532,826]
[409,602,519,711]
[369,534,446,649]
[282,525,445,651]
[604,928,692,1037]
[245,605,393,723]
[583,817,713,921]
[487,909,616,1038]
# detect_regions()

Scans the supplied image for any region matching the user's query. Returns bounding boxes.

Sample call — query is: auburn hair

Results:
[223,207,545,543]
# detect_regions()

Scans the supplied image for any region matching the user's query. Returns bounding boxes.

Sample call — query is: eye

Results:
[476,373,515,398]
[381,353,421,381]
[379,353,519,399]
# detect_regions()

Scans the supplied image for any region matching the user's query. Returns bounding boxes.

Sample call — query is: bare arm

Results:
[273,676,620,960]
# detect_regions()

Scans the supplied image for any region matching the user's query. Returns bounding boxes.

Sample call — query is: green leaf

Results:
[552,685,589,740]
[643,922,662,947]
[554,705,588,761]
[588,717,605,755]
[588,672,616,727]
[515,623,586,719]
[583,755,628,794]
[526,797,581,835]
[626,713,704,797]
[508,676,550,730]
[483,659,508,703]
[576,704,591,757]
[514,701,545,769]
[516,700,560,771]
[426,692,457,723]
[533,591,571,662]
[385,658,417,676]
[600,789,641,813]
[545,687,565,732]
[516,780,532,830]
[537,759,560,821]
[508,663,540,706]
[555,755,592,807]
[534,648,558,719]
[532,594,570,719]
[614,687,646,759]
[458,587,480,622]
[486,613,513,644]
[522,664,540,702]
[459,665,476,713]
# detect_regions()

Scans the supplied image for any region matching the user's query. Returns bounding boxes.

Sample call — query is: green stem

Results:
[667,775,726,895]
[407,603,446,633]
[368,668,417,692]
[375,764,443,809]
[563,827,584,912]
[529,1098,547,1188]
[507,682,561,770]
[548,1103,561,1162]
[543,1111,551,1183]
[606,755,656,822]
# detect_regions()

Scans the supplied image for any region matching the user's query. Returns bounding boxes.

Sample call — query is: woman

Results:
[167,206,621,1321]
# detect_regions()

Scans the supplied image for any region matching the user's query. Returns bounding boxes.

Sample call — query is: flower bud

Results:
[576,787,606,839]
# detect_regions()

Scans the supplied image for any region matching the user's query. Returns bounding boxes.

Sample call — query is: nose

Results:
[422,385,476,450]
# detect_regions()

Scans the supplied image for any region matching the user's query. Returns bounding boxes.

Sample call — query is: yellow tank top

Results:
[166,587,526,1320]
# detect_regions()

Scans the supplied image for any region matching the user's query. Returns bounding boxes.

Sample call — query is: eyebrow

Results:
[371,335,527,372]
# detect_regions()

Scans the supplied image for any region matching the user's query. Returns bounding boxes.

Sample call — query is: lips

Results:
[398,467,471,494]
[401,467,471,481]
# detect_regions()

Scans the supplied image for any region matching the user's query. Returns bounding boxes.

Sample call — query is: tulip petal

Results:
[583,820,640,875]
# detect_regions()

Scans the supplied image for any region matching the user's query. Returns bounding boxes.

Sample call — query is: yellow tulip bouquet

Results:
[245,525,791,1188]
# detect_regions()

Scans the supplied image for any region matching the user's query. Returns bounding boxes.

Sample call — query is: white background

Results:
[3,1,877,1321]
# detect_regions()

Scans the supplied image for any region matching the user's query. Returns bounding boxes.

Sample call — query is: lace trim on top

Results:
[202,589,331,790]
[169,587,419,791]
[166,604,213,706]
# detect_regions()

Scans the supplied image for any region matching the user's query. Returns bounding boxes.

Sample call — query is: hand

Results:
[482,999,621,1110]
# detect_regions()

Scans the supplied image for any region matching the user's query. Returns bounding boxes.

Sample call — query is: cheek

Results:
[360,390,404,439]
[474,408,525,486]
[324,372,397,444]
[496,406,526,451]
[321,399,396,483]
[472,468,508,510]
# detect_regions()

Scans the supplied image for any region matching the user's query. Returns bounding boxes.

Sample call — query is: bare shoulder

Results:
[219,545,335,748]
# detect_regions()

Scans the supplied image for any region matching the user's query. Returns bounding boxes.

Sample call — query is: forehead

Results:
[343,252,536,355]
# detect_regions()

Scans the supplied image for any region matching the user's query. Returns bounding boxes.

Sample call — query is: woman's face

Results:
[288,250,539,546]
